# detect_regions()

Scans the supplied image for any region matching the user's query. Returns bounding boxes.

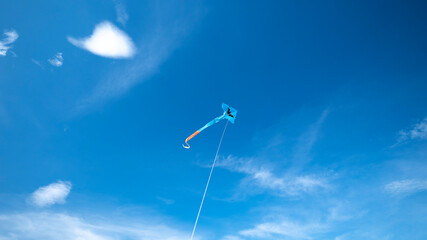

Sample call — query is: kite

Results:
[184,103,237,240]
[183,103,237,149]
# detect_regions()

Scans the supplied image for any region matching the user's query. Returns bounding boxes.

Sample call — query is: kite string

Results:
[190,120,229,240]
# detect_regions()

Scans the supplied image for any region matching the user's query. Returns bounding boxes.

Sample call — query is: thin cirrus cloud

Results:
[156,196,175,205]
[0,29,18,56]
[48,52,64,67]
[384,179,427,195]
[239,220,326,240]
[29,180,72,207]
[68,21,136,59]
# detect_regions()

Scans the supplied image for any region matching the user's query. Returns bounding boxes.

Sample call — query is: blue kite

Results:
[183,103,237,149]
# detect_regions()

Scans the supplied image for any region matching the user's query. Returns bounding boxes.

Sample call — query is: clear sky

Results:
[1,0,427,239]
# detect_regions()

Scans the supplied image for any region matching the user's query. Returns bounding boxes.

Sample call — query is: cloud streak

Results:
[385,179,427,195]
[68,21,136,59]
[239,219,326,240]
[29,181,72,207]
[0,29,18,56]
[291,109,329,168]
[218,156,328,197]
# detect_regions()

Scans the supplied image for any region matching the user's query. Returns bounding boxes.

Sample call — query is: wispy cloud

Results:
[291,109,329,167]
[0,211,189,240]
[48,52,64,67]
[9,50,17,57]
[333,232,393,240]
[68,21,136,59]
[327,201,364,222]
[220,199,370,240]
[29,181,72,207]
[218,156,328,198]
[114,0,129,26]
[157,196,175,205]
[395,117,427,145]
[2,182,191,240]
[0,29,18,56]
[384,179,427,195]
[222,235,244,240]
[238,219,326,240]
[216,110,330,198]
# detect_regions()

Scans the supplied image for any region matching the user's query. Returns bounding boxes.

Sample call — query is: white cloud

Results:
[385,179,427,195]
[239,219,326,240]
[29,181,72,207]
[218,156,328,197]
[68,21,136,59]
[74,3,201,112]
[396,117,427,144]
[0,29,18,56]
[0,212,189,240]
[48,52,64,67]
[114,0,129,26]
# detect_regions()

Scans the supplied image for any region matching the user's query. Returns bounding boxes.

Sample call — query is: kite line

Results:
[190,120,229,240]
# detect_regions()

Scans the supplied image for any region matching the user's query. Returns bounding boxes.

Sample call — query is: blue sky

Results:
[1,0,427,239]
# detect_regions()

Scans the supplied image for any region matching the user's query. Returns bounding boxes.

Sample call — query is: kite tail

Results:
[183,114,226,149]
[183,142,190,149]
[183,130,200,149]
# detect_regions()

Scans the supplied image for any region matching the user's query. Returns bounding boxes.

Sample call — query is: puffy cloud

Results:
[29,181,72,207]
[68,21,136,58]
[74,2,201,111]
[0,29,18,56]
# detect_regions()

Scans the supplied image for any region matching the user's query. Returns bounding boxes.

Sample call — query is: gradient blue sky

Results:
[1,0,427,239]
